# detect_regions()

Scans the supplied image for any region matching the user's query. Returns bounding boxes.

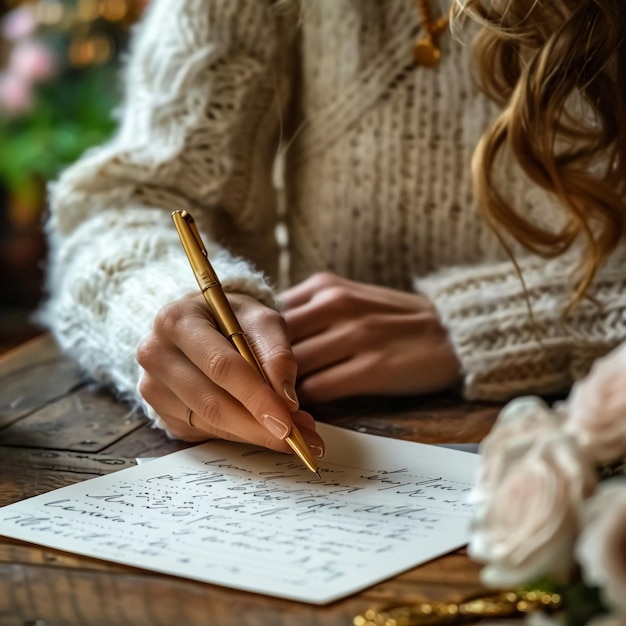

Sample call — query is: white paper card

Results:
[0,423,479,604]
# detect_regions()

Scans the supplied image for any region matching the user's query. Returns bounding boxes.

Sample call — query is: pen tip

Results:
[315,470,321,479]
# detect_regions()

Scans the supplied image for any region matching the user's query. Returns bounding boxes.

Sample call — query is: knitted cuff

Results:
[415,261,570,402]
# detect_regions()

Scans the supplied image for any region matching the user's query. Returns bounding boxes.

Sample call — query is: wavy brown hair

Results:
[453,0,626,304]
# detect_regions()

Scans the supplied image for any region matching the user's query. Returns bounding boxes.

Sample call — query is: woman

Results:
[42,0,626,457]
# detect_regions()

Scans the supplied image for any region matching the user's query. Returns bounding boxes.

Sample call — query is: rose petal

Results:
[576,479,626,614]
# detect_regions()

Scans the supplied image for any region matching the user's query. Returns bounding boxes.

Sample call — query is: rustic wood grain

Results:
[0,448,136,507]
[0,335,500,626]
[0,337,84,428]
[313,393,500,444]
[0,447,136,475]
[102,421,193,459]
[0,385,144,452]
[0,334,60,373]
[0,550,485,626]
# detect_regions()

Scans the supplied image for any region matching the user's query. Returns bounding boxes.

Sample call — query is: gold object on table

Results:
[354,589,563,625]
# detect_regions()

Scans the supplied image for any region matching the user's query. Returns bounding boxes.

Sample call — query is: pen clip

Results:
[172,208,249,343]
[172,210,220,287]
[179,210,208,257]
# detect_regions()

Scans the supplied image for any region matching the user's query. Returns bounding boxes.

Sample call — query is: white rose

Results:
[471,396,566,505]
[565,343,626,463]
[576,479,626,615]
[469,431,596,587]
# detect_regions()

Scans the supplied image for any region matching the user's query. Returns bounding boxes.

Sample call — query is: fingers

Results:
[155,297,295,428]
[137,292,325,456]
[139,368,325,456]
[230,296,300,409]
[282,273,463,403]
[291,322,355,377]
[281,273,431,343]
[297,357,368,404]
[291,410,325,458]
[279,272,330,308]
[173,303,300,425]
[281,272,431,311]
[141,347,284,449]
[281,273,356,343]
[139,370,212,442]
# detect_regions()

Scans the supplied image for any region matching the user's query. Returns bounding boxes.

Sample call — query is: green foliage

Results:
[562,582,607,626]
[523,577,609,626]
[0,63,119,203]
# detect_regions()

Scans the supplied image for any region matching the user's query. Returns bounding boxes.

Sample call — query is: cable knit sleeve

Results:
[417,243,626,402]
[41,0,294,406]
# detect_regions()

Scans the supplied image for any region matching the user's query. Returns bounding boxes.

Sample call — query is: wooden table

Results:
[0,334,501,626]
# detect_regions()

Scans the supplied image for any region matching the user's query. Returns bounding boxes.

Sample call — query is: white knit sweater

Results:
[42,0,626,413]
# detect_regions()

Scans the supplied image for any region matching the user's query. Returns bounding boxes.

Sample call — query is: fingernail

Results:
[309,444,324,458]
[283,382,299,409]
[262,414,291,440]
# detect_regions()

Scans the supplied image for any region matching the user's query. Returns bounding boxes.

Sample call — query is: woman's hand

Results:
[137,292,324,457]
[280,273,462,404]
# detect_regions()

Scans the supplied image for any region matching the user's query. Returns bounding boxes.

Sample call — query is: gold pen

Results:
[172,209,320,477]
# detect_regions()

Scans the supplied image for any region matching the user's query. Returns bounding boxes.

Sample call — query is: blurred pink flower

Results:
[469,431,596,587]
[1,5,37,41]
[565,342,626,463]
[471,396,566,505]
[467,344,626,618]
[576,479,626,615]
[0,72,33,115]
[9,40,57,82]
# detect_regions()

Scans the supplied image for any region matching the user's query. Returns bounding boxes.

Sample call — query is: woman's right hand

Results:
[137,292,324,458]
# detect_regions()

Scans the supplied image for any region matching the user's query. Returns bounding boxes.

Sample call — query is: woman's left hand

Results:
[280,272,462,404]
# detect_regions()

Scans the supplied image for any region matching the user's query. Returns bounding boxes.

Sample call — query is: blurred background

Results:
[0,0,146,354]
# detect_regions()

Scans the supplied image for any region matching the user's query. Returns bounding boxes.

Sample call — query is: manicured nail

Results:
[283,382,299,409]
[309,444,324,458]
[262,414,291,440]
